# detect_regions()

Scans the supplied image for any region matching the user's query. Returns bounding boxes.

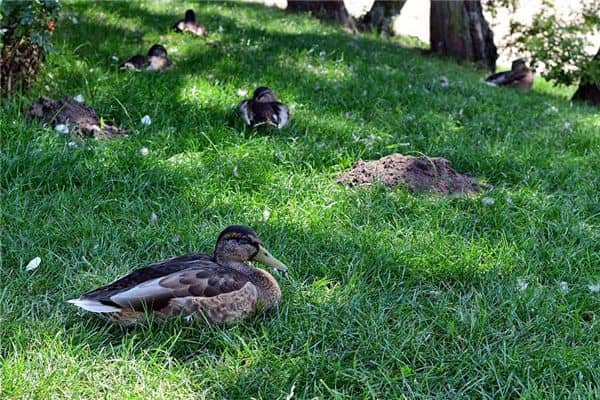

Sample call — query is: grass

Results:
[1,1,599,398]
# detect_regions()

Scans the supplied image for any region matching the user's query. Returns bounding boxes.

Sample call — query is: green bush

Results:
[0,0,61,97]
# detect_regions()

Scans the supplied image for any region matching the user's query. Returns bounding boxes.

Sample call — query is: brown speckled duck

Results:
[485,58,534,92]
[68,225,287,326]
[237,87,290,129]
[173,9,208,36]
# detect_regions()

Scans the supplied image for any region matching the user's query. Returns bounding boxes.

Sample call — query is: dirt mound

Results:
[27,96,129,139]
[336,153,484,196]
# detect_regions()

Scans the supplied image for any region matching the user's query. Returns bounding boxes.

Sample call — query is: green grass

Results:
[1,1,599,398]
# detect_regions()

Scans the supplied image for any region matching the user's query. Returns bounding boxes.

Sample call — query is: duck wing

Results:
[119,54,147,71]
[485,71,510,85]
[70,254,250,312]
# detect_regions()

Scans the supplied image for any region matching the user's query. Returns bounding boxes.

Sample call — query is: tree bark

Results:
[287,0,357,33]
[572,47,600,107]
[357,0,407,36]
[429,0,497,72]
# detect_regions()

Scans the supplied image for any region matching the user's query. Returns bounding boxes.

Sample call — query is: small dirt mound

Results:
[336,153,484,196]
[27,96,129,139]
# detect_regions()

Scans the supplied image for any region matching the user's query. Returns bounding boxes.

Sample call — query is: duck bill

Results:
[254,245,288,272]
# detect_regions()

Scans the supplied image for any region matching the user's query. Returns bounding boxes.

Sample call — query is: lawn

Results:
[1,1,599,398]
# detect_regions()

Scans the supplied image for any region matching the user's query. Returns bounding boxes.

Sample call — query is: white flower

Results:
[236,88,248,97]
[516,278,528,291]
[140,115,152,125]
[25,257,41,271]
[67,141,77,148]
[54,124,69,134]
[73,94,84,103]
[150,212,158,224]
[559,281,569,293]
[139,147,149,156]
[262,208,271,221]
[482,197,495,206]
[588,283,600,293]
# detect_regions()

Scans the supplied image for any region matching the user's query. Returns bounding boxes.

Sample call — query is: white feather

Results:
[276,105,290,128]
[237,101,251,126]
[67,298,121,313]
[109,276,173,308]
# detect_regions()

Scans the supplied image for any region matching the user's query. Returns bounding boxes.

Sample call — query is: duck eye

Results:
[236,238,251,245]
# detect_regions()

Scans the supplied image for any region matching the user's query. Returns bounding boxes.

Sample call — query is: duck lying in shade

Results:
[119,44,174,71]
[237,87,290,129]
[68,225,288,326]
[485,58,534,92]
[173,9,208,36]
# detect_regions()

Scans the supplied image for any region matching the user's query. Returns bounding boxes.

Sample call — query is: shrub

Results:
[0,0,61,98]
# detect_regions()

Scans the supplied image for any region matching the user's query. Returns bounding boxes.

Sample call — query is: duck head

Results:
[214,225,288,272]
[146,44,173,71]
[185,9,196,22]
[148,44,168,58]
[511,58,528,71]
[253,86,279,103]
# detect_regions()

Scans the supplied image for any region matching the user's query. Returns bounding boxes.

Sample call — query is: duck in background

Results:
[119,44,174,71]
[173,9,208,37]
[485,58,534,92]
[237,87,291,129]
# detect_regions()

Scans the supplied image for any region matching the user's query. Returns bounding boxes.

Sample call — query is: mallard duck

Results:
[173,9,208,36]
[485,58,534,92]
[119,54,147,71]
[237,87,291,129]
[119,45,173,72]
[68,225,287,326]
[146,44,174,71]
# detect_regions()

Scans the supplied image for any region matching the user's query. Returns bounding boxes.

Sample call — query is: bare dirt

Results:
[336,153,485,196]
[27,96,129,139]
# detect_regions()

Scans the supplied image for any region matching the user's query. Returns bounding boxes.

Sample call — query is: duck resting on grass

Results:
[68,225,287,326]
[485,58,534,92]
[173,9,208,36]
[237,86,291,129]
[119,44,174,71]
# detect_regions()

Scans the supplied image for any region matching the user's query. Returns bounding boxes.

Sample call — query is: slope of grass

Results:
[1,1,599,399]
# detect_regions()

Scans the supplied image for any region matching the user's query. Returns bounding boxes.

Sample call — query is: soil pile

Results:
[336,153,484,196]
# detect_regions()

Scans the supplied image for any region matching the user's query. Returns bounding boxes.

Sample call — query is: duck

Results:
[237,87,291,129]
[173,9,208,36]
[146,44,174,71]
[485,58,534,92]
[119,54,147,71]
[119,44,173,72]
[68,225,288,326]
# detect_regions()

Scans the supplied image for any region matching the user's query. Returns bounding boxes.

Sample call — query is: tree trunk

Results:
[357,0,407,36]
[429,0,497,72]
[287,0,357,33]
[572,47,600,107]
